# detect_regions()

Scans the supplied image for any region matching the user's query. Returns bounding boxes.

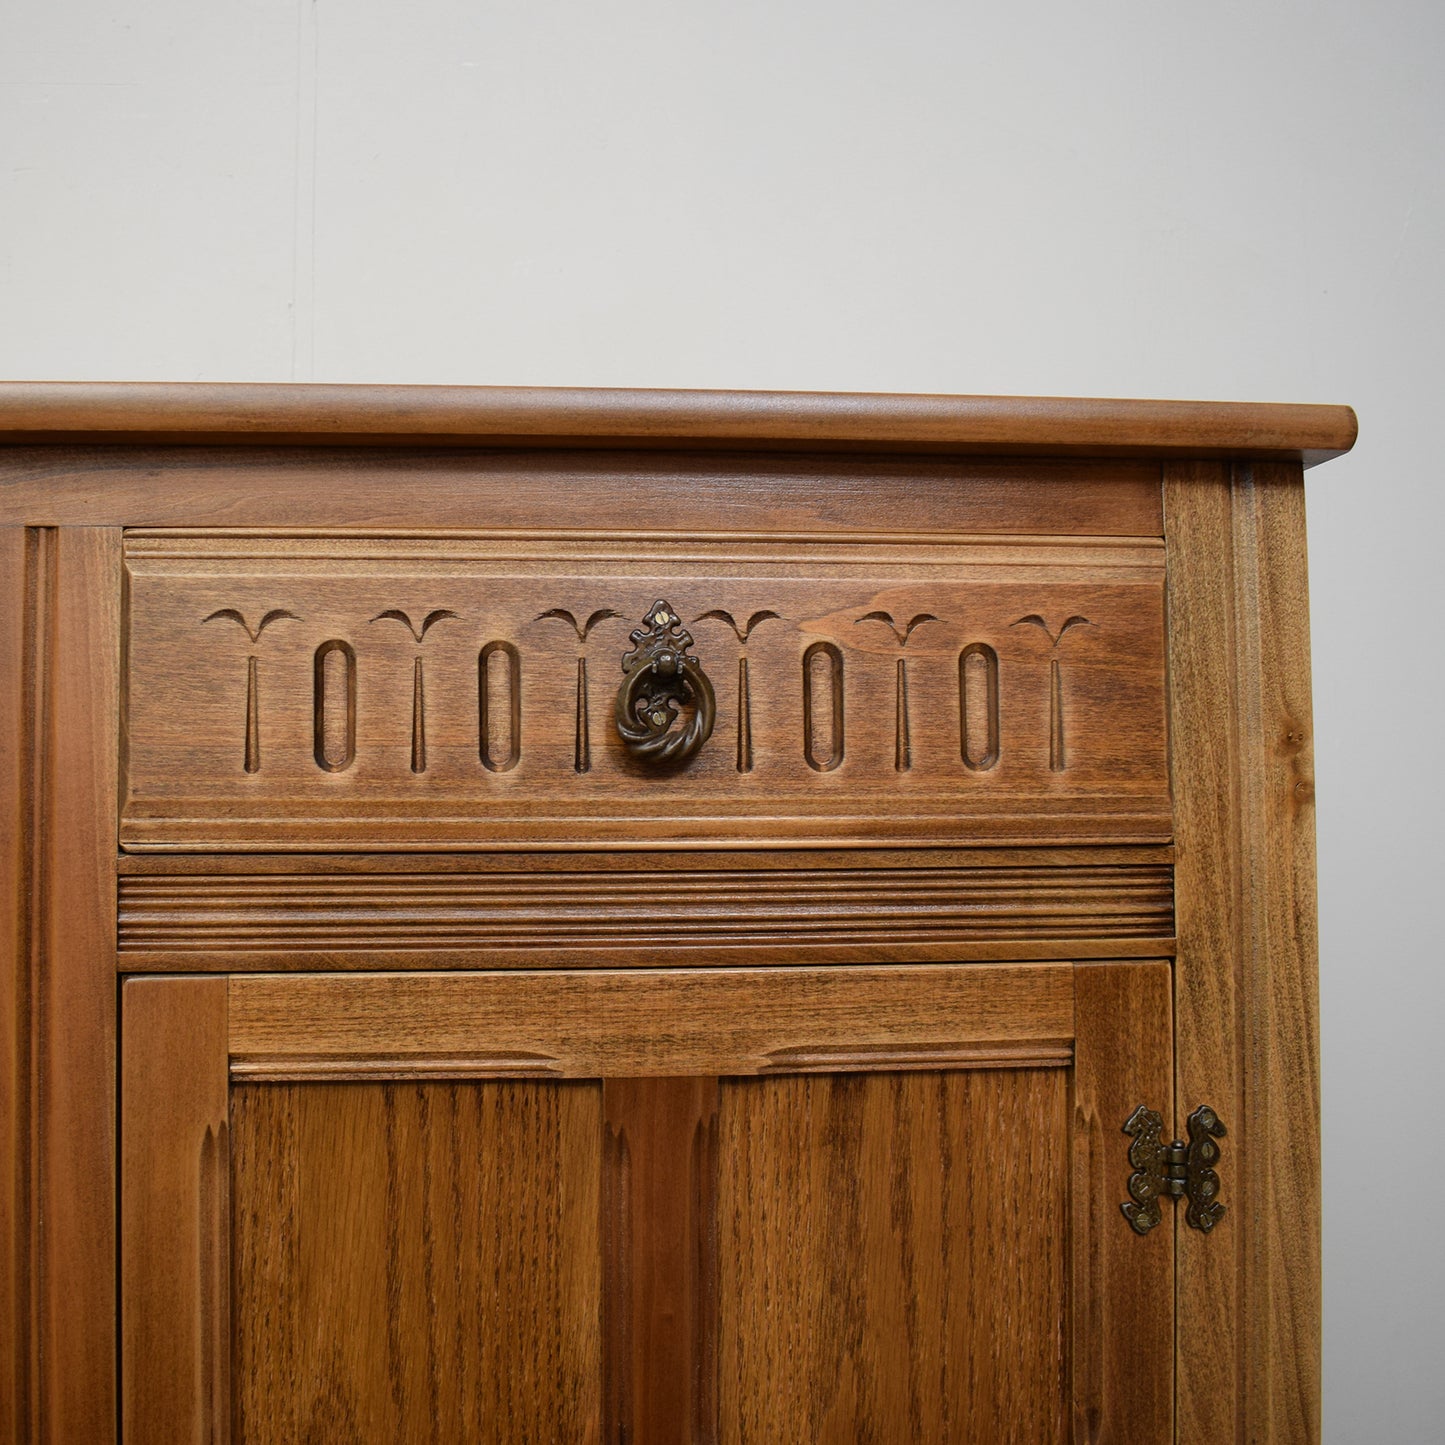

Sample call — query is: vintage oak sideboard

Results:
[0,384,1356,1444]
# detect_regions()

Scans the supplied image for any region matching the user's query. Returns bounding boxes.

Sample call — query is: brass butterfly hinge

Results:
[1121,1103,1227,1236]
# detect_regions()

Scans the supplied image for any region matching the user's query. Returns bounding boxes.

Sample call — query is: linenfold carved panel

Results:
[120,531,1170,850]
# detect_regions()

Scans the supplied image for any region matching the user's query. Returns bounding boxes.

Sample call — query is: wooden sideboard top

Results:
[0,381,1357,463]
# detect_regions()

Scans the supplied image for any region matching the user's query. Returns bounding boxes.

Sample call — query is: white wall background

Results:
[2,2,1440,1437]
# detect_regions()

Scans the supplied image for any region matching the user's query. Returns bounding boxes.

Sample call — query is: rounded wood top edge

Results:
[0,382,1358,463]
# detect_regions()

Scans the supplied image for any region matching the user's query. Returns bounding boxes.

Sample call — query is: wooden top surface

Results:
[0,382,1356,464]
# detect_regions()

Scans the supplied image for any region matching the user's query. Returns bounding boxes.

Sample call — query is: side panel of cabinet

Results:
[1166,462,1320,1444]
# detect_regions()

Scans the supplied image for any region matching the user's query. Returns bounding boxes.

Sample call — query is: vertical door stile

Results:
[1072,961,1175,1444]
[121,976,231,1445]
[602,1077,720,1445]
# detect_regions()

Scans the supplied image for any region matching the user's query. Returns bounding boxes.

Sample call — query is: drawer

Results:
[120,528,1170,851]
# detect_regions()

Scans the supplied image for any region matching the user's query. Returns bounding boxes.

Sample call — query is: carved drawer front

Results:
[121,530,1170,851]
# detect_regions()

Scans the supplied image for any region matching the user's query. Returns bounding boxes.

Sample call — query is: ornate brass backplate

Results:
[614,600,717,766]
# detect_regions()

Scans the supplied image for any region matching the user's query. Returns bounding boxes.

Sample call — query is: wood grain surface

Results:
[121,531,1170,851]
[1164,462,1246,1442]
[1237,466,1321,1444]
[32,534,122,1445]
[0,382,1357,464]
[1165,461,1321,1444]
[121,977,229,1445]
[718,1067,1070,1443]
[227,964,1075,1080]
[0,446,1164,532]
[231,1079,604,1444]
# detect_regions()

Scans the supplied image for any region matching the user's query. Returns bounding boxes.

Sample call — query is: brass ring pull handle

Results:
[615,600,716,765]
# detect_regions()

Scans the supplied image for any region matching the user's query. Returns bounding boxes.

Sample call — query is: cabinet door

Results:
[121,963,1173,1444]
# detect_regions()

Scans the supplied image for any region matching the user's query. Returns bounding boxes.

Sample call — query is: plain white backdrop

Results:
[2,3,1441,1438]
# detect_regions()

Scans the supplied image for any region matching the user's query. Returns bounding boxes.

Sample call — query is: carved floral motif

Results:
[534,608,623,773]
[693,609,783,772]
[201,608,301,773]
[1011,614,1093,771]
[853,611,943,772]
